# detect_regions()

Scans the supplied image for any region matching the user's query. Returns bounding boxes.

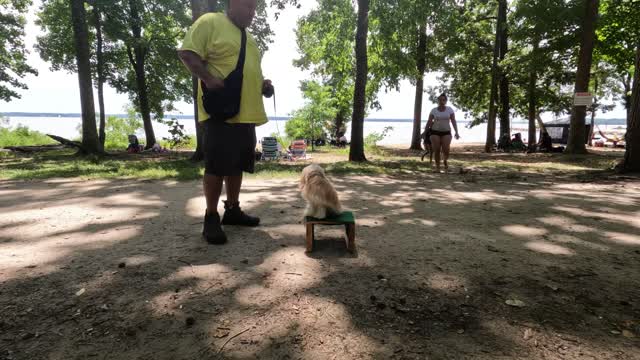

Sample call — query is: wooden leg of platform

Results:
[306,223,314,252]
[345,223,356,252]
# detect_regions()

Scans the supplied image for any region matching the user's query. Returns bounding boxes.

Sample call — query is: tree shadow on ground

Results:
[0,169,639,359]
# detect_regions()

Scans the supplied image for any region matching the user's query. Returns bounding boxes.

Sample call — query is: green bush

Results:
[364,126,393,147]
[159,135,196,150]
[0,121,55,147]
[161,118,192,149]
[103,113,143,150]
[285,81,336,142]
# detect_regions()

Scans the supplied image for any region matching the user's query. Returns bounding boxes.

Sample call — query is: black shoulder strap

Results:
[234,29,247,72]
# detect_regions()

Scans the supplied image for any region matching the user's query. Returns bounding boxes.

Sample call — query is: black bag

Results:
[201,28,247,121]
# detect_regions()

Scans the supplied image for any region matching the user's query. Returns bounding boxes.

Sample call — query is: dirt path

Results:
[1,171,639,359]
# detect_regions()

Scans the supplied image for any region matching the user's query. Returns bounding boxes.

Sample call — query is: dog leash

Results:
[272,89,283,139]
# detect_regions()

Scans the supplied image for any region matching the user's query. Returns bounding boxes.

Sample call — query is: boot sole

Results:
[202,234,228,245]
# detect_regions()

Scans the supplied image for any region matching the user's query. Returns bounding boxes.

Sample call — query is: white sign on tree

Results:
[573,92,594,106]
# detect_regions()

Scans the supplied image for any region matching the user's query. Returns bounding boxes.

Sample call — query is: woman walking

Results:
[425,94,460,173]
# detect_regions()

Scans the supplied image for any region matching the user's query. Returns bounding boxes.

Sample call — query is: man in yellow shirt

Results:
[178,0,273,245]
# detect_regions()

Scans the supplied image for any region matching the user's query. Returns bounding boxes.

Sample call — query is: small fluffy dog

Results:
[299,164,342,219]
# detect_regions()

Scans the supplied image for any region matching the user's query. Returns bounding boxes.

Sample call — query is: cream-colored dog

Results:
[299,164,342,219]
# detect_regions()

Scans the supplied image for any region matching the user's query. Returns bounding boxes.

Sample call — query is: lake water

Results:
[2,116,627,146]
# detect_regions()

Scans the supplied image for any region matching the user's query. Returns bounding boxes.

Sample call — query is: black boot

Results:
[222,201,260,226]
[202,211,227,244]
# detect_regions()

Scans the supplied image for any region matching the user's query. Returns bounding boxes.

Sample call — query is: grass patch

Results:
[0,146,624,181]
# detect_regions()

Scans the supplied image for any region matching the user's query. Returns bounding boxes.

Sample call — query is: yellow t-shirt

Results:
[180,13,267,125]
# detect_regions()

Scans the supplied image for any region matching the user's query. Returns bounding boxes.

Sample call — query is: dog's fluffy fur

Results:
[420,130,433,163]
[299,164,342,219]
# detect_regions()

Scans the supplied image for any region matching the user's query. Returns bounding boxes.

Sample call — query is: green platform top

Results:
[305,211,355,224]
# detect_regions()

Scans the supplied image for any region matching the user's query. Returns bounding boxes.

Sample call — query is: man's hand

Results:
[455,133,460,140]
[203,77,224,91]
[262,79,274,98]
[177,50,224,91]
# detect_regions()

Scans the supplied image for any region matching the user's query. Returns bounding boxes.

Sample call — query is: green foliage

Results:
[102,0,192,120]
[598,0,640,111]
[364,126,393,147]
[0,0,38,101]
[285,81,337,140]
[36,0,192,121]
[293,0,357,132]
[159,135,196,150]
[598,0,640,74]
[505,0,584,119]
[0,123,55,147]
[74,106,143,150]
[162,118,191,149]
[103,114,143,150]
[269,132,290,149]
[293,0,398,136]
[427,0,585,124]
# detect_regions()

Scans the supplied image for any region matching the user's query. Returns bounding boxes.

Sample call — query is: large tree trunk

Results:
[128,0,155,149]
[498,0,510,139]
[566,0,599,154]
[588,69,599,146]
[620,43,640,172]
[70,0,102,154]
[527,41,539,151]
[623,73,632,124]
[349,0,369,162]
[410,23,427,150]
[485,1,501,153]
[93,5,106,147]
[190,0,209,161]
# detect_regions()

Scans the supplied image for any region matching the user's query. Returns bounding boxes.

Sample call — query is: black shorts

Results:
[430,130,452,137]
[203,120,256,176]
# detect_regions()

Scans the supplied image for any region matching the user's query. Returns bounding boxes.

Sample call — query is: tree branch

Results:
[126,45,137,68]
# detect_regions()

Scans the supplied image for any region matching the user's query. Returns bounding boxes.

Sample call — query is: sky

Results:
[1,0,628,121]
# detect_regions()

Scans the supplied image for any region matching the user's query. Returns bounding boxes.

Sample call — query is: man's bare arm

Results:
[177,50,223,90]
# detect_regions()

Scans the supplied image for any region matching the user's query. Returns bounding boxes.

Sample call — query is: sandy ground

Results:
[1,166,639,359]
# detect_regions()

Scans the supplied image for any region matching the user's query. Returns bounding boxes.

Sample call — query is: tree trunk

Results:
[498,0,510,139]
[485,1,501,153]
[527,41,539,151]
[623,73,632,124]
[93,5,106,147]
[334,110,346,139]
[70,0,102,154]
[410,23,427,151]
[190,0,208,161]
[588,70,599,146]
[566,0,599,154]
[620,43,640,172]
[349,0,369,162]
[128,0,155,149]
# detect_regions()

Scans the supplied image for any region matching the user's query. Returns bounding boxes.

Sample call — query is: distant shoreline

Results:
[0,112,629,125]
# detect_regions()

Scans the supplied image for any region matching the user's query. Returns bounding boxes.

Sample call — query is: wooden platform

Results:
[304,211,356,253]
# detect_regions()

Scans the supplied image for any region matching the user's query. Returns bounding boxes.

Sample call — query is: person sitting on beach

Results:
[538,131,564,153]
[338,134,348,147]
[126,135,142,153]
[511,133,526,152]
